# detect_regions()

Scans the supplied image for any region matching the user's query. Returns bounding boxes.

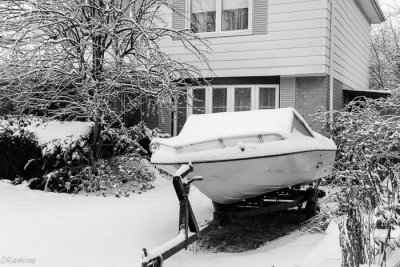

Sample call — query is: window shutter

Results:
[253,0,268,35]
[172,0,186,30]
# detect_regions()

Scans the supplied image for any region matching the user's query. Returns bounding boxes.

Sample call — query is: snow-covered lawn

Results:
[0,176,345,267]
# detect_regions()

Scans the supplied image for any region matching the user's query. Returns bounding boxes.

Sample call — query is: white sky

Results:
[378,0,399,14]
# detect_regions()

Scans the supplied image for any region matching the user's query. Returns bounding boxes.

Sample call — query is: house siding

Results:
[162,0,331,78]
[328,0,371,90]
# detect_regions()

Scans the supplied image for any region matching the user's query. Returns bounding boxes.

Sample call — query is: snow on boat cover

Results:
[151,108,337,204]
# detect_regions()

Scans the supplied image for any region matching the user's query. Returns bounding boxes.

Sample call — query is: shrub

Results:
[314,90,400,266]
[28,123,157,194]
[1,116,157,194]
[28,136,93,192]
[100,122,159,158]
[0,116,43,180]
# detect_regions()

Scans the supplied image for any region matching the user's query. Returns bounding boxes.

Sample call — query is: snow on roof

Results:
[159,108,311,147]
[26,121,94,145]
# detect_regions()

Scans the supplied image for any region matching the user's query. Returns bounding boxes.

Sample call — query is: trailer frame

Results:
[141,164,322,267]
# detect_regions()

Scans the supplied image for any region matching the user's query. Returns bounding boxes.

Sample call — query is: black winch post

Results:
[172,163,201,247]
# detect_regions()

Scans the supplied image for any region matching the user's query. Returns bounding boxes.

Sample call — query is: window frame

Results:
[186,0,253,37]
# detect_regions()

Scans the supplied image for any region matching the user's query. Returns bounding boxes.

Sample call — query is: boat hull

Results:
[156,150,336,204]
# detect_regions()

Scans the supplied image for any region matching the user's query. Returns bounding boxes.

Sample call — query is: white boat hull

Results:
[156,149,336,204]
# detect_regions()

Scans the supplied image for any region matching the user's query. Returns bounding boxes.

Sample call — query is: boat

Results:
[150,108,337,205]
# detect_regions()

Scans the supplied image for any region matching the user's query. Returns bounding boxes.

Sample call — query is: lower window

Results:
[175,84,279,135]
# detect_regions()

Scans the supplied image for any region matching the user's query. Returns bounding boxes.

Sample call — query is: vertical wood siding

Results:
[280,77,295,108]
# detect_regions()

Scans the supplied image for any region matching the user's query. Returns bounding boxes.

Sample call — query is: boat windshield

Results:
[292,115,313,137]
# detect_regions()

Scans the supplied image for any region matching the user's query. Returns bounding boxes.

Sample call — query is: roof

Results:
[355,0,386,24]
[343,88,391,99]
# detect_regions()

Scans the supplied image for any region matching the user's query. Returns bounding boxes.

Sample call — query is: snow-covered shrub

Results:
[100,122,159,158]
[28,136,93,192]
[28,123,157,193]
[0,116,43,180]
[75,155,155,196]
[1,115,156,194]
[314,91,400,266]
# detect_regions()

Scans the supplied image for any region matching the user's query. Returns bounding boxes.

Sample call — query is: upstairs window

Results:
[190,0,216,33]
[190,0,250,34]
[222,0,249,31]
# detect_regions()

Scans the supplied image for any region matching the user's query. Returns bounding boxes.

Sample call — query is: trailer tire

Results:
[304,200,319,219]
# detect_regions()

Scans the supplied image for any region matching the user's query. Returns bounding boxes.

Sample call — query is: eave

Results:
[355,0,386,24]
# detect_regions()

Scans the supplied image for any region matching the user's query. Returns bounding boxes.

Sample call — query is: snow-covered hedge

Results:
[100,121,159,158]
[0,116,43,180]
[0,116,157,193]
[314,90,400,266]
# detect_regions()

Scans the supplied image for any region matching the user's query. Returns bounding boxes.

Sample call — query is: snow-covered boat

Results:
[150,108,337,204]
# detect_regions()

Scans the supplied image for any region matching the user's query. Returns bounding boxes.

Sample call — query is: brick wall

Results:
[295,76,329,128]
[333,78,344,110]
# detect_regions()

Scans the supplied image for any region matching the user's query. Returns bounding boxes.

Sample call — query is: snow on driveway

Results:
[0,178,342,267]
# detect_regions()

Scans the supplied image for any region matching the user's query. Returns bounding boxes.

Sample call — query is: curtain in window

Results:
[191,0,216,33]
[222,0,249,31]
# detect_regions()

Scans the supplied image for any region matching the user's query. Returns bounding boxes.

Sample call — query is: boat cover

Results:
[160,108,313,147]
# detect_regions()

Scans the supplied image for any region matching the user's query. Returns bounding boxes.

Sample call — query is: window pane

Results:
[259,87,276,109]
[212,88,227,113]
[234,87,251,112]
[193,88,206,114]
[191,0,216,33]
[177,90,187,134]
[222,0,249,31]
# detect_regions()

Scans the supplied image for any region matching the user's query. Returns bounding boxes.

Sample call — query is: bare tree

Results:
[0,0,208,160]
[370,9,400,91]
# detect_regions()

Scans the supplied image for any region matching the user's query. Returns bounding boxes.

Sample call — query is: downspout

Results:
[329,0,335,122]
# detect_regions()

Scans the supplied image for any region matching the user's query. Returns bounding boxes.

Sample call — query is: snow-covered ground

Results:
[0,173,347,267]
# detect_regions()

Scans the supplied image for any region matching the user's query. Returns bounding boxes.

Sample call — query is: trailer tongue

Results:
[141,163,216,267]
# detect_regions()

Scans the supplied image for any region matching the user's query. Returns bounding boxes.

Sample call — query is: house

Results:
[145,0,386,135]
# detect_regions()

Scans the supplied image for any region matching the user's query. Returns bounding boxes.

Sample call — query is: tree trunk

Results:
[91,119,103,162]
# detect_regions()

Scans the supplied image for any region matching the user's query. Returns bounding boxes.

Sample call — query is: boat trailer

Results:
[141,163,323,267]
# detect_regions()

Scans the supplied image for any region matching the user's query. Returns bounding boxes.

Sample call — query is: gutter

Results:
[370,0,386,22]
[329,0,335,121]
